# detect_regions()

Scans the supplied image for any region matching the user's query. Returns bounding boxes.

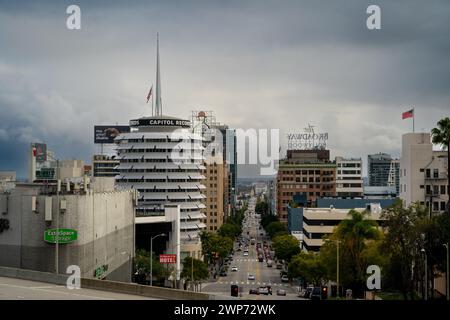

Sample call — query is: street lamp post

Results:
[150,233,165,286]
[336,240,340,298]
[421,248,427,300]
[444,243,449,301]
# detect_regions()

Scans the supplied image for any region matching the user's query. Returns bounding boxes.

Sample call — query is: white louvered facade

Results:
[115,116,207,243]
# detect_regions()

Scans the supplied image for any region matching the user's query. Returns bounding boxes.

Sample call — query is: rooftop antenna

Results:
[155,33,162,116]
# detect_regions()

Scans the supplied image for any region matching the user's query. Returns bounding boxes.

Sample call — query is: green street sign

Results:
[44,228,78,244]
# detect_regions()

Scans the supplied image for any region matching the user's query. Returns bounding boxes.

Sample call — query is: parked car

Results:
[304,286,314,299]
[220,270,227,277]
[277,289,287,296]
[266,260,273,267]
[281,275,289,283]
[248,274,256,281]
[249,288,258,295]
[310,286,322,300]
[276,262,283,269]
[258,256,264,262]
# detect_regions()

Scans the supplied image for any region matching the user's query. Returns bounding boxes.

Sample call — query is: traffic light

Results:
[231,284,239,297]
[321,286,328,300]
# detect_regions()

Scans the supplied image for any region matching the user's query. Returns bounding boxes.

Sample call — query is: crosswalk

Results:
[233,258,258,262]
[217,281,290,287]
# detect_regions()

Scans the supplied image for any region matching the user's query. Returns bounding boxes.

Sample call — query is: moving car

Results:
[266,260,273,267]
[249,288,258,295]
[276,289,287,296]
[281,275,289,283]
[276,262,283,269]
[243,251,249,256]
[258,256,264,262]
[257,286,269,295]
[231,266,238,272]
[248,274,255,280]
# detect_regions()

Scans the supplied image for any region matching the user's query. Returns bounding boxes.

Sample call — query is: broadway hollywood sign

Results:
[287,124,328,150]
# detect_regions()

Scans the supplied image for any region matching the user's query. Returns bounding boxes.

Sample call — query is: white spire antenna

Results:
[155,33,162,116]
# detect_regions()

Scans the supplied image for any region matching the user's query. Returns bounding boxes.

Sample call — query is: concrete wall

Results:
[0,184,135,282]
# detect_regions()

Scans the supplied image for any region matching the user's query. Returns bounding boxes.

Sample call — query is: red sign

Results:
[159,254,177,264]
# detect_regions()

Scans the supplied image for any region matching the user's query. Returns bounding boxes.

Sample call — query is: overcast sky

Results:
[1,0,449,179]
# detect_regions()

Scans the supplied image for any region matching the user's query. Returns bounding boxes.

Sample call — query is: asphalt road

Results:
[0,276,157,300]
[202,197,303,300]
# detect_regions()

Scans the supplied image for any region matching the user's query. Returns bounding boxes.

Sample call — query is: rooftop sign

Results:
[287,124,328,150]
[130,118,191,128]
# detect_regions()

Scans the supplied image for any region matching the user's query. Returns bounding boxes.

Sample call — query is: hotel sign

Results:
[287,124,328,150]
[159,254,177,264]
[130,118,191,128]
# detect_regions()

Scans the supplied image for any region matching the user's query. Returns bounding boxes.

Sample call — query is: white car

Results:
[243,251,249,256]
[231,266,238,272]
[248,274,255,280]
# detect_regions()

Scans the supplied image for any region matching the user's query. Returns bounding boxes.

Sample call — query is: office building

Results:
[368,153,400,194]
[202,155,226,232]
[400,132,448,215]
[276,149,336,223]
[92,154,120,177]
[0,177,136,282]
[335,157,363,198]
[302,204,385,252]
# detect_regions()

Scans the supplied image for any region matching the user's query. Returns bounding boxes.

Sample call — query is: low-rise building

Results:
[302,204,384,252]
[0,177,136,282]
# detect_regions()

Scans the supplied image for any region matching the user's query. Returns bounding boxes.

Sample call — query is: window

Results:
[433,202,439,212]
[433,185,439,195]
[440,185,446,195]
[433,169,439,178]
[420,185,424,189]
[420,168,424,173]
[426,169,431,178]
[441,202,446,211]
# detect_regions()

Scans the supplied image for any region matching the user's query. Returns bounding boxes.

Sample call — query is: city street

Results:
[203,198,303,300]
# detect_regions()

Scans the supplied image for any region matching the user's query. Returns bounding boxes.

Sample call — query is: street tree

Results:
[289,252,326,286]
[381,200,429,299]
[265,221,288,238]
[272,234,300,262]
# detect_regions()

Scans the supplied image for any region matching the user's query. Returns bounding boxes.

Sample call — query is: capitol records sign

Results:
[287,124,328,150]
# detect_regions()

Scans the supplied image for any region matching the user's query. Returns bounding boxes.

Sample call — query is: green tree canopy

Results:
[381,200,429,299]
[265,221,288,238]
[289,252,326,286]
[181,257,209,281]
[134,249,169,281]
[218,223,241,239]
[272,234,300,262]
[200,231,233,263]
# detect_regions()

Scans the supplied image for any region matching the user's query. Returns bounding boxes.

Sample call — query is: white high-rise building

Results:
[335,157,363,198]
[400,133,448,215]
[115,34,206,259]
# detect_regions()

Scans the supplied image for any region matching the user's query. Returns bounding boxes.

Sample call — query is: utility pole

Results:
[444,243,449,301]
[55,159,60,274]
[150,233,165,286]
[336,239,340,298]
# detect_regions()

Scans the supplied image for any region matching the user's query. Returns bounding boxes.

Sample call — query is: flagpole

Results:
[152,91,154,116]
[413,107,415,133]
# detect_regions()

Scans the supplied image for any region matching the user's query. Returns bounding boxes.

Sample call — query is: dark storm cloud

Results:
[1,0,449,178]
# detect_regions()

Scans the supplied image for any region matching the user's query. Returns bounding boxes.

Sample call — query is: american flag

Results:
[146,85,153,103]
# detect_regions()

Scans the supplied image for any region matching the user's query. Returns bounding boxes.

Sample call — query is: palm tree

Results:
[335,209,380,295]
[431,117,450,214]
